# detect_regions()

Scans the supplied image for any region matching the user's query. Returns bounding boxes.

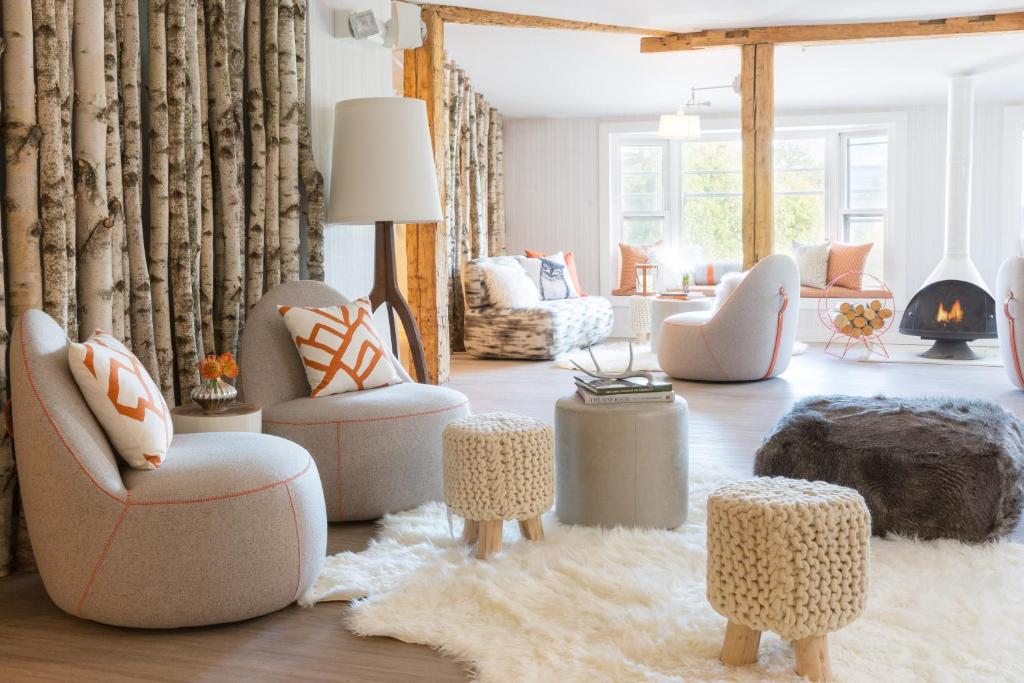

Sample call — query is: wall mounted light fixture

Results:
[334,1,425,49]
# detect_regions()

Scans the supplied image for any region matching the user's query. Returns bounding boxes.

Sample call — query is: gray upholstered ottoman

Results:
[554,394,689,528]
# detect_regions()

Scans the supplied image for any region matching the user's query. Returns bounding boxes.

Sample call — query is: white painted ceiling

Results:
[436,1,1024,118]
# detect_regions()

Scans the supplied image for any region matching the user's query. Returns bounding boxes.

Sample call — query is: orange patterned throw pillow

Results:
[827,242,874,289]
[278,299,400,398]
[68,331,173,470]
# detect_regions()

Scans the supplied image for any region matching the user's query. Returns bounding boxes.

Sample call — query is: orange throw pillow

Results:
[827,242,874,289]
[615,242,661,295]
[68,331,173,470]
[278,299,400,397]
[523,249,587,296]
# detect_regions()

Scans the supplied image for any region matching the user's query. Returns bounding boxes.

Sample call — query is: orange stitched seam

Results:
[336,423,343,521]
[1006,292,1024,386]
[76,493,132,616]
[130,459,314,506]
[285,483,303,601]
[17,315,126,504]
[699,327,730,380]
[263,400,469,427]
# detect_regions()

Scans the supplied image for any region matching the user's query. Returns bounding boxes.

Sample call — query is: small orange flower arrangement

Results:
[192,352,240,413]
[199,352,240,382]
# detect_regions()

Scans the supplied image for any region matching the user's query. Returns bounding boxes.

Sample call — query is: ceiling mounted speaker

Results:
[385,1,425,49]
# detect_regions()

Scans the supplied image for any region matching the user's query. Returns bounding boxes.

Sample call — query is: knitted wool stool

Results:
[706,477,870,681]
[443,413,554,559]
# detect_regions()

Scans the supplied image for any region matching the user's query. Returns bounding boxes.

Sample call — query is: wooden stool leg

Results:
[518,515,544,541]
[462,520,479,545]
[794,635,831,681]
[720,620,761,666]
[475,520,503,559]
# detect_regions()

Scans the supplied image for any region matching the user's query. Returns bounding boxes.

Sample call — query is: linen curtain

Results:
[443,60,505,351]
[0,0,326,576]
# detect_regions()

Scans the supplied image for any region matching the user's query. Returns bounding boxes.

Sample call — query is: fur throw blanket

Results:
[754,395,1024,543]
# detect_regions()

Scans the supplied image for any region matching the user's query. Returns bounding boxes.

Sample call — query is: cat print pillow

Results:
[514,253,578,301]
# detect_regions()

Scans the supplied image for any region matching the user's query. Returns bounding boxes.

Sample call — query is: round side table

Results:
[650,297,714,353]
[171,402,262,434]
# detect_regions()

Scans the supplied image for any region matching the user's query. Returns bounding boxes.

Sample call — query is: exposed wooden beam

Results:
[741,43,774,270]
[430,4,676,37]
[641,11,1024,52]
[403,8,451,385]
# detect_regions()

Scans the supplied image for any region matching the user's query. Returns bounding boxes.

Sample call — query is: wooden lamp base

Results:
[368,220,428,384]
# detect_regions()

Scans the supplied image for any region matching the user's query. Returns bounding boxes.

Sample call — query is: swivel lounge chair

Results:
[657,254,800,382]
[11,310,327,628]
[239,280,471,522]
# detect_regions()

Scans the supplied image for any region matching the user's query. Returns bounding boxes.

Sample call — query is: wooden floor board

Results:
[1,346,1020,681]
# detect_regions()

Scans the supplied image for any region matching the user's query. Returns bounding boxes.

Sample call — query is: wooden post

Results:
[403,7,450,385]
[741,42,774,270]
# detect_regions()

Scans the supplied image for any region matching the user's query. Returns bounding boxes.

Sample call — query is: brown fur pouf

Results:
[754,395,1024,543]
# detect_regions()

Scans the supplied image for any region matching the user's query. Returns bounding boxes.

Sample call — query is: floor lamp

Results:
[328,97,442,384]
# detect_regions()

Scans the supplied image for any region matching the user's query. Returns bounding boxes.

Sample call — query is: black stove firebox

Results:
[899,279,996,359]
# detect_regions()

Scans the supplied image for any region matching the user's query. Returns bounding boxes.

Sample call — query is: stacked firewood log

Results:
[834,300,893,338]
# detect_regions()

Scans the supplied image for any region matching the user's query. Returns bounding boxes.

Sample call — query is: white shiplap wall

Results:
[503,117,602,294]
[308,0,395,299]
[504,104,1023,304]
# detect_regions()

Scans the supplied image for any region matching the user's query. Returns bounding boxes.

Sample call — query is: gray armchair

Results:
[11,309,327,628]
[239,280,471,522]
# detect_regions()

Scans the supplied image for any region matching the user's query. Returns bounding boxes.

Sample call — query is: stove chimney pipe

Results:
[923,76,990,292]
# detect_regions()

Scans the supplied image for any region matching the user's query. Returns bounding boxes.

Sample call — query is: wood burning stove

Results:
[901,76,997,360]
[899,279,996,359]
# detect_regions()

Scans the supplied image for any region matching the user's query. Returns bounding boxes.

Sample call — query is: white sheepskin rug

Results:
[554,340,808,373]
[300,466,1024,682]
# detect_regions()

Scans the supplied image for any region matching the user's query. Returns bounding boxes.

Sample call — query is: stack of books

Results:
[657,291,706,301]
[575,375,675,405]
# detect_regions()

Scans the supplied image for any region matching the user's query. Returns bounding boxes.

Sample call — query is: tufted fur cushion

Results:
[712,271,745,312]
[754,395,1024,543]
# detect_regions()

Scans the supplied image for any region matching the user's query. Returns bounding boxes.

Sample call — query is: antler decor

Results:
[570,342,655,386]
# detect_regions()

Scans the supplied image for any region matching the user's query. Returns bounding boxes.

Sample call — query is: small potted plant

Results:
[681,272,692,296]
[192,352,240,413]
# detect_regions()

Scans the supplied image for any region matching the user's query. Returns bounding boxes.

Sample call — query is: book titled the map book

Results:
[576,388,675,405]
[574,375,673,396]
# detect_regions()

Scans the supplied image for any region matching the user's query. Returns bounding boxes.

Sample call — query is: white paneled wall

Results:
[504,104,1023,307]
[308,0,395,299]
[503,118,601,293]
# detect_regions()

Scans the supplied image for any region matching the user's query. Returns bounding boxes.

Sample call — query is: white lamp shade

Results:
[328,97,442,224]
[657,112,701,140]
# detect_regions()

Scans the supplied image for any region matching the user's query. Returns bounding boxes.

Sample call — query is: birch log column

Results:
[276,0,301,283]
[117,0,159,380]
[245,0,266,308]
[294,0,325,282]
[206,0,244,354]
[4,0,43,318]
[34,0,70,329]
[104,0,127,342]
[73,0,113,336]
[167,0,199,399]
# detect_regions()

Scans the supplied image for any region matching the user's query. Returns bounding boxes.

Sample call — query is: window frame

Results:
[599,113,907,300]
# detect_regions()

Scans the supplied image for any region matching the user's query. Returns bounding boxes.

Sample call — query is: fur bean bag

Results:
[754,395,1024,543]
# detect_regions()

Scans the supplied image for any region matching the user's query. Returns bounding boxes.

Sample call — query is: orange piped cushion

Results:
[278,299,400,398]
[68,331,173,470]
[524,249,588,296]
[827,242,874,290]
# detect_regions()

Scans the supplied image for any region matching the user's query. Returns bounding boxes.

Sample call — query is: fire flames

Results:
[935,299,964,324]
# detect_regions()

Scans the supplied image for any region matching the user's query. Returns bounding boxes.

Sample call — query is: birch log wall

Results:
[0,0,326,577]
[419,58,505,355]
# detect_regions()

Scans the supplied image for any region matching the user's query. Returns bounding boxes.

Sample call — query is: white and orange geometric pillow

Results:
[68,331,173,470]
[278,299,400,398]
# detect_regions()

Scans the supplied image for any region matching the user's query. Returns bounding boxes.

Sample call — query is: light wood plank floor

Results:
[1,346,1021,681]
